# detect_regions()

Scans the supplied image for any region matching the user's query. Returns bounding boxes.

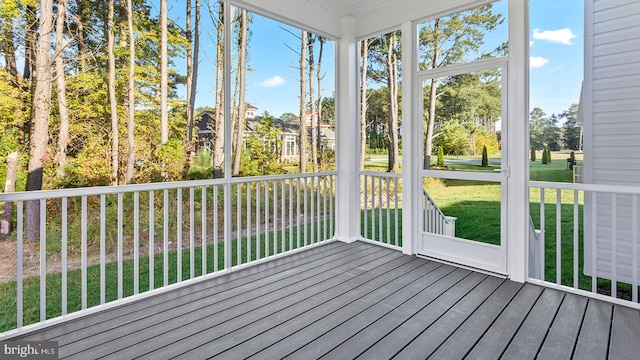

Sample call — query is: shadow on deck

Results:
[6,241,640,359]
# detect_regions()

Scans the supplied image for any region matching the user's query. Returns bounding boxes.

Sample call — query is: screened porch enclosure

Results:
[2,0,640,358]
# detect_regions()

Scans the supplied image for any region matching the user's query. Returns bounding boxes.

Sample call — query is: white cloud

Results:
[532,28,577,45]
[530,40,534,47]
[259,76,285,88]
[530,56,549,69]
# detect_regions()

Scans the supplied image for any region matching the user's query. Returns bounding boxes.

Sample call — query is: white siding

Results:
[584,0,640,283]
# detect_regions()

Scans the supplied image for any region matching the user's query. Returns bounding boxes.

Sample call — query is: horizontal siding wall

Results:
[592,0,640,184]
[585,0,640,283]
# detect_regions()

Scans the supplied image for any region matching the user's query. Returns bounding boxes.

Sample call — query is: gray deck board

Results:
[500,287,565,360]
[427,280,522,359]
[392,275,505,359]
[316,267,472,360]
[573,299,613,360]
[78,245,403,359]
[3,241,639,360]
[355,271,488,360]
[537,293,588,360]
[608,305,640,360]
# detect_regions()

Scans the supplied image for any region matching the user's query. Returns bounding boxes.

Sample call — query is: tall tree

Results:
[308,35,318,171]
[359,38,369,170]
[419,4,503,168]
[108,0,119,185]
[160,0,168,144]
[185,0,200,147]
[298,30,308,173]
[212,0,224,178]
[26,0,54,240]
[54,0,70,179]
[316,36,325,164]
[385,32,399,172]
[561,103,581,151]
[232,8,248,176]
[125,0,136,183]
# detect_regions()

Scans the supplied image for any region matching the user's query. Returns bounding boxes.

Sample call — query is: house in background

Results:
[194,104,335,163]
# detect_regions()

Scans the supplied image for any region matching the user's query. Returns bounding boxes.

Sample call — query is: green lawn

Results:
[0,220,333,332]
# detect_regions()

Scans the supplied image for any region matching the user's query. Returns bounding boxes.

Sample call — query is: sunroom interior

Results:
[2,0,640,358]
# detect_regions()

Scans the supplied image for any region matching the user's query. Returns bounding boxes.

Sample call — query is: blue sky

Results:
[174,0,582,120]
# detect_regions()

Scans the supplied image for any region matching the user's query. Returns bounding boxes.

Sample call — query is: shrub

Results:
[546,147,552,163]
[481,145,488,167]
[437,146,444,167]
[570,151,575,161]
[542,147,549,164]
[187,147,213,180]
[531,146,536,161]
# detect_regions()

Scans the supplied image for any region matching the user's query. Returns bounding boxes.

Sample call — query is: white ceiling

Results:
[233,0,491,39]
[304,0,407,18]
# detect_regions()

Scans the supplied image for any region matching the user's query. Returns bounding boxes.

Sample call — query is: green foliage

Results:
[561,104,581,150]
[433,120,498,157]
[241,116,285,176]
[187,148,213,180]
[531,146,536,161]
[155,139,187,181]
[570,151,575,160]
[481,145,488,167]
[541,147,549,165]
[546,147,552,163]
[437,146,444,167]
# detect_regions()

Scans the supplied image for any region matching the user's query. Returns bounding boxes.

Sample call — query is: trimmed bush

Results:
[481,145,488,167]
[437,146,444,167]
[542,147,549,164]
[546,147,552,163]
[531,146,536,161]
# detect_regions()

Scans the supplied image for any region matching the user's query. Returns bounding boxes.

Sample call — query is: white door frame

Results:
[416,58,509,275]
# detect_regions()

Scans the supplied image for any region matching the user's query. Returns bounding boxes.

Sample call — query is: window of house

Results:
[285,136,296,156]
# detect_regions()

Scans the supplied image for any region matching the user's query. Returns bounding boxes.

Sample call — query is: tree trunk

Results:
[424,21,440,170]
[232,9,248,177]
[1,152,19,240]
[26,0,54,241]
[298,30,308,173]
[308,36,317,171]
[316,37,324,167]
[212,2,224,178]
[186,0,200,150]
[76,0,86,72]
[359,39,368,171]
[186,0,193,145]
[108,0,119,185]
[55,0,70,179]
[125,0,136,184]
[387,32,399,173]
[23,3,37,144]
[160,0,168,144]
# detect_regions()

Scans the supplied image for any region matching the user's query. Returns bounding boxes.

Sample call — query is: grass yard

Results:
[0,220,333,332]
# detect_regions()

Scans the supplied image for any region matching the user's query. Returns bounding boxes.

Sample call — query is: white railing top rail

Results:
[530,180,640,194]
[0,172,337,202]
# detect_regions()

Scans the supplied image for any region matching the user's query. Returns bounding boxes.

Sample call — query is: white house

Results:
[582,0,640,284]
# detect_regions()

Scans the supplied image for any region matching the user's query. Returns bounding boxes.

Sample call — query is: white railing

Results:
[360,172,402,250]
[529,181,640,309]
[0,172,336,336]
[423,189,456,237]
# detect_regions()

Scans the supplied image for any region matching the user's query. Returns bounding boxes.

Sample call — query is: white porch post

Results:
[507,0,529,282]
[335,15,360,243]
[401,21,418,255]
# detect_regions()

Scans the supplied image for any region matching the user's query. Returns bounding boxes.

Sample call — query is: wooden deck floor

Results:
[8,241,640,359]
